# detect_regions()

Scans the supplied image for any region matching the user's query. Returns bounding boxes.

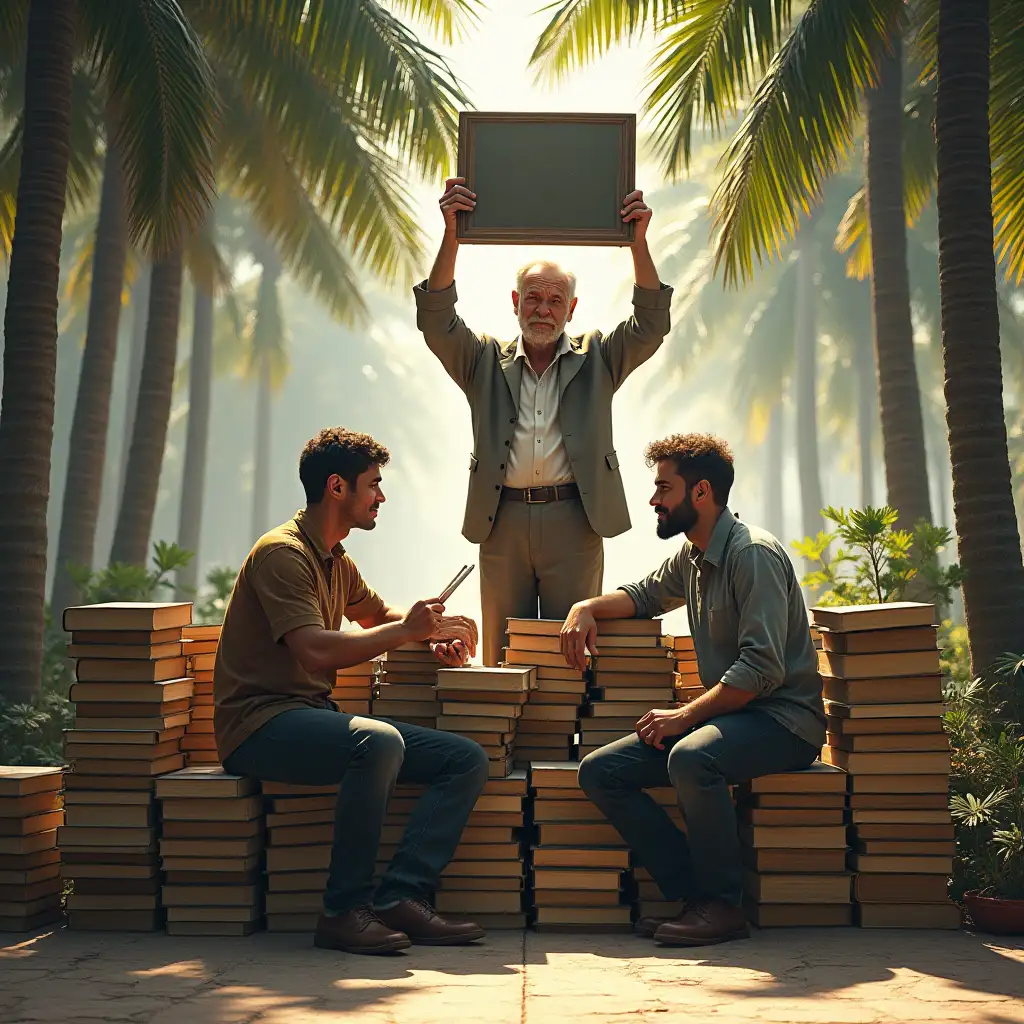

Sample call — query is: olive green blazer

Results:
[413,280,674,544]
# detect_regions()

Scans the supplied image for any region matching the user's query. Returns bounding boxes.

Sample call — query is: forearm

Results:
[305,622,411,672]
[428,231,459,291]
[578,590,638,620]
[631,239,660,291]
[678,682,756,729]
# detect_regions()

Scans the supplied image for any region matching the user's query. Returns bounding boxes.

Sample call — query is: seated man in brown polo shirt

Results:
[214,427,488,955]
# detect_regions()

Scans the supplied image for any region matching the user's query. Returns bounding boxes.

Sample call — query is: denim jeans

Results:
[577,708,819,907]
[224,708,489,915]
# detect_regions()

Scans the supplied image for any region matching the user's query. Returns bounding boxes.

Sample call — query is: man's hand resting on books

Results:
[560,603,599,672]
[430,614,478,667]
[636,707,690,750]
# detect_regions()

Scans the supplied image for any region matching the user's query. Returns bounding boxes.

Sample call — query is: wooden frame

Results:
[455,111,636,246]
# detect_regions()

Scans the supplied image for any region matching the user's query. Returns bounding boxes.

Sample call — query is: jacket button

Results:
[488,516,493,522]
[499,464,504,470]
[504,440,510,447]
[495,484,500,491]
[509,417,516,424]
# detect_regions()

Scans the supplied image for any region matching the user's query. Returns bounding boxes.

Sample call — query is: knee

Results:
[578,748,614,796]
[456,736,490,787]
[356,720,406,774]
[667,739,718,790]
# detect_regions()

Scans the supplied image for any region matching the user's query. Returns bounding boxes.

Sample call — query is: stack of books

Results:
[504,619,587,765]
[528,762,631,931]
[375,643,441,726]
[332,660,379,715]
[737,763,853,927]
[581,620,673,757]
[434,771,529,929]
[631,786,688,921]
[436,666,535,778]
[812,601,959,929]
[157,767,264,935]
[0,766,64,932]
[263,781,336,931]
[665,633,702,706]
[59,601,192,931]
[181,624,220,765]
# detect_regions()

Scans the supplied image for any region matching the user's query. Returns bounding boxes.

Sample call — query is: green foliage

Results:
[195,565,237,625]
[69,540,194,604]
[946,659,1024,901]
[940,621,972,687]
[792,504,963,614]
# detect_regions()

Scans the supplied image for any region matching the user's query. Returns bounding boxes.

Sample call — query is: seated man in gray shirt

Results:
[560,432,826,947]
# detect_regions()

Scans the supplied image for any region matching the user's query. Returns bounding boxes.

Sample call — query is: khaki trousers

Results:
[479,496,604,667]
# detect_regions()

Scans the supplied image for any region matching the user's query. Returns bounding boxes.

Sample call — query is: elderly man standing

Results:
[414,177,673,666]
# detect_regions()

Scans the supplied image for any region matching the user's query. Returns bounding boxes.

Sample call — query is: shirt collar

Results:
[293,508,345,564]
[513,331,571,365]
[702,507,737,567]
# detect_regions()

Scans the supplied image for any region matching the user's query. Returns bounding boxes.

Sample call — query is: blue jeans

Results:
[224,708,488,915]
[578,708,819,907]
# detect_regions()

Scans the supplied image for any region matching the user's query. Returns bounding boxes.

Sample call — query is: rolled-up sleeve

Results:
[599,283,673,388]
[719,544,788,697]
[617,548,689,620]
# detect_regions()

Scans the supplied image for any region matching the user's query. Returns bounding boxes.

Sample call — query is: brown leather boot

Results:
[376,899,485,945]
[634,915,674,938]
[653,900,750,947]
[313,906,411,954]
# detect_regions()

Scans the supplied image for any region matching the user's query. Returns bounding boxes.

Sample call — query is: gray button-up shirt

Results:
[618,507,826,748]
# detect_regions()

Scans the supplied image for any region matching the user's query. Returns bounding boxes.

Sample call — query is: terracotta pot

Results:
[964,890,1024,935]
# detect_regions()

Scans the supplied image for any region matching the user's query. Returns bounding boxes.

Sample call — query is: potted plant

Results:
[946,655,1024,934]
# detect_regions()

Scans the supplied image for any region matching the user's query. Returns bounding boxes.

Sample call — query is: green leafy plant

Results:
[946,658,1024,901]
[69,541,194,604]
[195,565,237,625]
[793,505,964,615]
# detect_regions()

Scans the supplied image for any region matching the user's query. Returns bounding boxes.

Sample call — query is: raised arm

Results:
[600,189,674,388]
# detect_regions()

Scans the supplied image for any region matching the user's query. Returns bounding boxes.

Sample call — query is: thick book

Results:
[743,871,851,903]
[741,848,847,873]
[849,854,953,875]
[818,649,941,679]
[62,601,192,633]
[822,675,943,705]
[531,846,629,869]
[590,655,672,674]
[855,902,960,928]
[154,767,256,800]
[853,872,950,902]
[821,748,951,774]
[75,657,188,683]
[0,766,63,798]
[71,626,184,646]
[819,625,938,654]
[737,824,848,849]
[68,679,193,704]
[823,700,945,719]
[826,731,949,752]
[744,902,852,927]
[809,602,935,633]
[66,641,184,661]
[743,762,847,795]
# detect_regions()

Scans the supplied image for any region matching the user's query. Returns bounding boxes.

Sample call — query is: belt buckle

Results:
[525,486,544,504]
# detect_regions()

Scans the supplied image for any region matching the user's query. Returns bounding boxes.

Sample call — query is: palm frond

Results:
[529,0,684,83]
[386,0,484,44]
[644,0,794,176]
[711,0,903,285]
[0,0,27,73]
[80,0,218,255]
[991,0,1024,283]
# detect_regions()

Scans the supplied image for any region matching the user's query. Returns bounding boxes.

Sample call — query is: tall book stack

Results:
[332,660,379,715]
[581,620,673,757]
[433,771,529,929]
[528,762,631,931]
[375,643,440,726]
[59,601,192,931]
[263,781,336,931]
[157,767,264,935]
[737,763,852,927]
[812,601,959,929]
[181,624,220,765]
[664,633,702,706]
[0,767,63,932]
[504,619,587,765]
[436,666,535,778]
[631,786,688,921]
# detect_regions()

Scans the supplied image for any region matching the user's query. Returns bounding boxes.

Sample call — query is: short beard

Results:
[519,313,564,347]
[655,496,698,539]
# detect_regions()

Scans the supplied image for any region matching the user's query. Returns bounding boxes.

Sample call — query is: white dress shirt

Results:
[503,333,575,488]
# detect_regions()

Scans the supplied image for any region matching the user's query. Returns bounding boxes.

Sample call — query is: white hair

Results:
[515,260,577,302]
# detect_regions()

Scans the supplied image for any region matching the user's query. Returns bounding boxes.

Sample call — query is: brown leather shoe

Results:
[376,899,485,945]
[313,906,411,954]
[635,915,674,937]
[653,900,750,947]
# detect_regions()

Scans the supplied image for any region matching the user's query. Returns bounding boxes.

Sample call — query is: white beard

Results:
[519,315,565,348]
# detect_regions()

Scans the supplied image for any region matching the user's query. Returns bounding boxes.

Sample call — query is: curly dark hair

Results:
[645,432,735,505]
[299,428,391,503]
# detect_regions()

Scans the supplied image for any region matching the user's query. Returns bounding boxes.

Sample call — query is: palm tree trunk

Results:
[117,262,150,506]
[51,118,128,623]
[865,37,932,529]
[251,357,273,541]
[794,247,824,557]
[763,401,784,539]
[854,334,877,508]
[109,249,184,566]
[935,0,1024,672]
[174,282,214,600]
[0,0,76,703]
[249,256,282,541]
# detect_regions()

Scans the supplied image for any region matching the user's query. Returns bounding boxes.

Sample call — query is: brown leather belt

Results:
[501,483,580,504]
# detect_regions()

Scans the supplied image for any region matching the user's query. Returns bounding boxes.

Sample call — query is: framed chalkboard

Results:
[455,112,636,246]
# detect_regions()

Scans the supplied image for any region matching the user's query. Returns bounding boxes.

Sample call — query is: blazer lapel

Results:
[500,344,524,405]
[557,344,586,397]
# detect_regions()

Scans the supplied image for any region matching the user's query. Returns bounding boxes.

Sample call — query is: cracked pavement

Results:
[1,926,1023,1023]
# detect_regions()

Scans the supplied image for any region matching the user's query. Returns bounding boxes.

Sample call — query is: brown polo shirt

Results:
[213,509,386,761]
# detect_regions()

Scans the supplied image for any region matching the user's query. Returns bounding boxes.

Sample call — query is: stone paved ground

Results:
[2,926,1023,1024]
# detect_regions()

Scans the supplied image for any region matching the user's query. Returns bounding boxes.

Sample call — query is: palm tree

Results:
[934,0,1024,671]
[0,0,216,701]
